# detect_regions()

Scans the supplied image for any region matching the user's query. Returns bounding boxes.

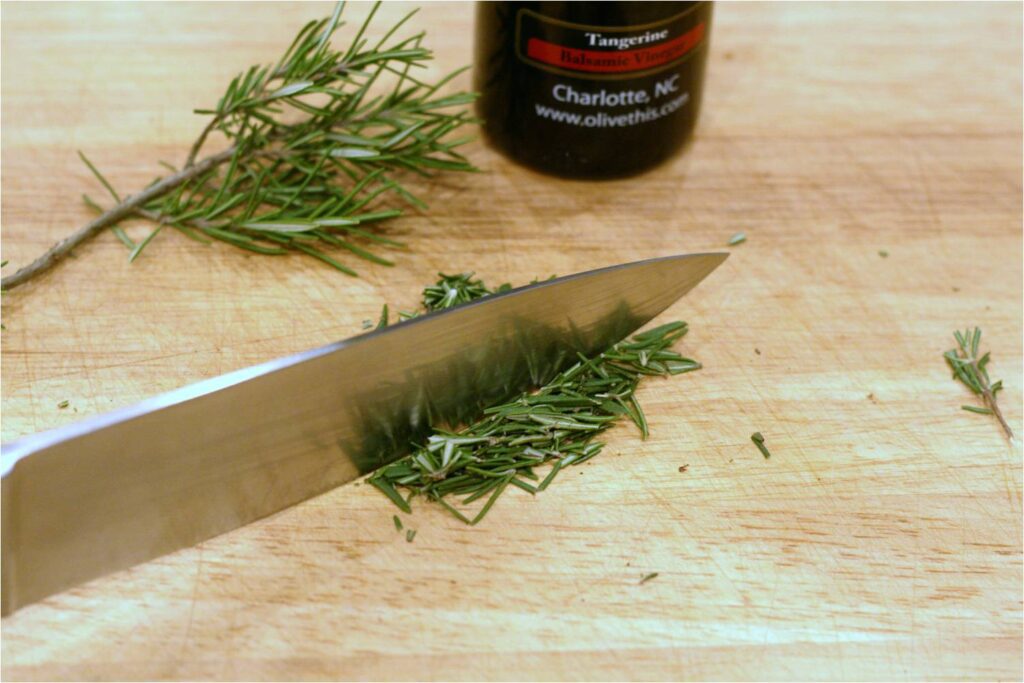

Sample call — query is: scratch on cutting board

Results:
[181,542,205,653]
[832,612,848,679]
[62,283,102,419]
[762,567,781,647]
[908,142,944,230]
[634,473,748,606]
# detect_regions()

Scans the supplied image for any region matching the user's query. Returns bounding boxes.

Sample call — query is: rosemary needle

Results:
[727,232,746,246]
[640,572,659,584]
[368,273,703,525]
[406,529,417,543]
[751,432,771,459]
[961,405,993,415]
[57,400,70,409]
[393,515,403,532]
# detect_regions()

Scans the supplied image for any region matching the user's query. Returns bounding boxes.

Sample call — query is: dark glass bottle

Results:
[474,1,713,179]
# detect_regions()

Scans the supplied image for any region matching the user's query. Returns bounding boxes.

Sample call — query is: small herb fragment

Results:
[393,515,403,532]
[406,529,417,543]
[368,273,702,525]
[640,572,659,584]
[751,431,771,459]
[878,250,889,258]
[945,328,1012,439]
[57,400,70,409]
[727,232,747,246]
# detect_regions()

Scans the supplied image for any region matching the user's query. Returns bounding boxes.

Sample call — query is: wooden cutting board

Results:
[2,3,1021,680]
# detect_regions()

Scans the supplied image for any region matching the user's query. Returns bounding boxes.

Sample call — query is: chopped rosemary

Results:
[640,572,659,584]
[392,515,403,532]
[878,250,889,258]
[405,529,417,543]
[57,400,70,410]
[727,232,746,246]
[944,327,1013,439]
[367,273,702,525]
[751,432,771,459]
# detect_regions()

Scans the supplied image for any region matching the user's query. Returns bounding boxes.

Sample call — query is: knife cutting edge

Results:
[0,252,726,615]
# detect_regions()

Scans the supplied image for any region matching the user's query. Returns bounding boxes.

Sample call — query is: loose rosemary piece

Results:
[727,232,746,246]
[944,327,1013,439]
[640,572,659,584]
[3,1,476,290]
[368,272,702,525]
[750,431,771,459]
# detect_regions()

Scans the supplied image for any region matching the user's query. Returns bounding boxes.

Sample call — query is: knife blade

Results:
[0,252,726,615]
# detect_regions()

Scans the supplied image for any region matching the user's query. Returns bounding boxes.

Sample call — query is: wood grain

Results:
[2,2,1021,680]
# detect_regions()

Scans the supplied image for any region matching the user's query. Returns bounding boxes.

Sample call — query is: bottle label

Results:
[515,6,707,81]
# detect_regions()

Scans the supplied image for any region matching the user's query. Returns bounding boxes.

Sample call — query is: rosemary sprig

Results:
[367,273,702,525]
[2,1,477,290]
[944,327,1013,439]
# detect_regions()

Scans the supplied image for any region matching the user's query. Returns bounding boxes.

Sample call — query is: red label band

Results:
[526,23,705,74]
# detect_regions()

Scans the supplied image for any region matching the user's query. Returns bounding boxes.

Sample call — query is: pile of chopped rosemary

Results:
[368,272,701,525]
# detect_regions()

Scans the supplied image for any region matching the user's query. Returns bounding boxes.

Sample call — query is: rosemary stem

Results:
[974,361,1014,440]
[1,147,235,290]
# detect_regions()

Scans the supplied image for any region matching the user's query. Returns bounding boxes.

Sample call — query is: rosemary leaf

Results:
[751,432,771,459]
[962,405,993,415]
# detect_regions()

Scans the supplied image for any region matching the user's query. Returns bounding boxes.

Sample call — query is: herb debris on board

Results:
[944,327,1013,439]
[750,431,771,459]
[2,1,477,290]
[368,273,702,525]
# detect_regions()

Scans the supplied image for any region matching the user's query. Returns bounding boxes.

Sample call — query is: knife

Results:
[0,252,726,615]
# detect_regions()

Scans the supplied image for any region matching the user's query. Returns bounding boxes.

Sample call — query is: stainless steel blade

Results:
[1,252,726,615]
